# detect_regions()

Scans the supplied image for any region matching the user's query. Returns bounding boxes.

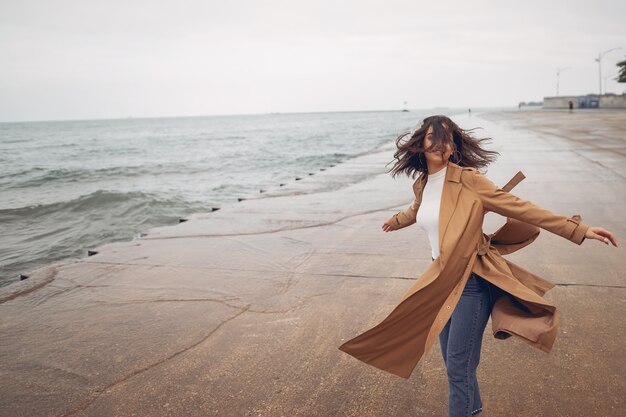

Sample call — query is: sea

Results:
[0,109,470,287]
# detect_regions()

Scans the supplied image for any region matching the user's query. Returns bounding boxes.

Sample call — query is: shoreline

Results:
[0,108,433,289]
[1,110,624,416]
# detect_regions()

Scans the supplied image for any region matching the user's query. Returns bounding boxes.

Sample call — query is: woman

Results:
[338,115,617,417]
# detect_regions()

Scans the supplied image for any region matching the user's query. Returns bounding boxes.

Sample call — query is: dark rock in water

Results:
[295,177,302,181]
[211,207,220,211]
[320,168,326,171]
[330,164,335,167]
[308,173,314,175]
[87,250,99,256]
[238,198,246,202]
[279,183,286,187]
[259,189,265,193]
[19,274,29,280]
[179,218,188,223]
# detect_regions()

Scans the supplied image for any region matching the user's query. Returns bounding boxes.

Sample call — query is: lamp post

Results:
[556,67,570,96]
[595,47,621,95]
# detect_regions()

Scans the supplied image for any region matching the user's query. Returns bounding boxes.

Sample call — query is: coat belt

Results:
[477,235,492,256]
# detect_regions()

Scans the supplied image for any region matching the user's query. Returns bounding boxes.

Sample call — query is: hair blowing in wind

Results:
[387,115,500,179]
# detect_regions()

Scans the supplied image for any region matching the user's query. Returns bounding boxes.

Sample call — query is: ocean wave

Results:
[0,166,47,180]
[2,164,206,189]
[292,152,351,165]
[0,189,215,288]
[0,189,209,219]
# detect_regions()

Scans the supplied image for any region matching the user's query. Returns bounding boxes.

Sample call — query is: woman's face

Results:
[423,125,452,166]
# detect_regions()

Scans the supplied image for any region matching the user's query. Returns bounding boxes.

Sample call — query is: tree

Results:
[617,58,626,83]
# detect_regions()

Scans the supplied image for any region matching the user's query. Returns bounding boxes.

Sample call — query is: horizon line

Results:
[0,105,519,125]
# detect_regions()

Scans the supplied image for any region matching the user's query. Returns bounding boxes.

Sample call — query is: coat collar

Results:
[412,159,463,191]
[412,160,464,261]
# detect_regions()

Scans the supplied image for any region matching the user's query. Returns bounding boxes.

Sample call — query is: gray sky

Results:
[1,0,625,122]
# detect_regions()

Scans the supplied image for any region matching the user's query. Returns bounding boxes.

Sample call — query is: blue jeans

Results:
[438,272,495,417]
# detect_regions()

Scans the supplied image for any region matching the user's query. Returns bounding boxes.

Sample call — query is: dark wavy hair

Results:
[387,115,499,179]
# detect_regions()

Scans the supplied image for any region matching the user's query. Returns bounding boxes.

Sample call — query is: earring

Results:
[450,150,462,163]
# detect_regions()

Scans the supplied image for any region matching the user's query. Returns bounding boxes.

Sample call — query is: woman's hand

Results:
[382,221,394,232]
[584,227,618,246]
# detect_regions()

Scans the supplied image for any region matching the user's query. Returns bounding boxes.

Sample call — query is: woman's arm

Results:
[471,170,616,246]
[382,198,419,232]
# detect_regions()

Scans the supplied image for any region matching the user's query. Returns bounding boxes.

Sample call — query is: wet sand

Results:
[1,110,624,417]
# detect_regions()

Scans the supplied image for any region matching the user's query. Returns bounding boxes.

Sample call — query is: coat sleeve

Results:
[471,170,588,245]
[385,198,419,231]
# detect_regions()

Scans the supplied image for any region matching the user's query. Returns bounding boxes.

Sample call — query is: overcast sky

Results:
[1,0,624,122]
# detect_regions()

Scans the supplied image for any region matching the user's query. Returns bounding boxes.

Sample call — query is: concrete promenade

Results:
[1,110,624,417]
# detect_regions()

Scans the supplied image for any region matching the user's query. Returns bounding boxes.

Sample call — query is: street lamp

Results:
[556,67,570,96]
[595,47,622,95]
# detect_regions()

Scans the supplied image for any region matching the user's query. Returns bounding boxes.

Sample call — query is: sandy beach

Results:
[1,110,624,417]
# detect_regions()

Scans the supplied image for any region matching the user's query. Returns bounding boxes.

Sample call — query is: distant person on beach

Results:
[339,115,617,417]
[568,100,574,112]
[468,108,471,116]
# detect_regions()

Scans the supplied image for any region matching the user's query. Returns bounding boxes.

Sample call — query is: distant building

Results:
[518,101,543,108]
[543,93,626,109]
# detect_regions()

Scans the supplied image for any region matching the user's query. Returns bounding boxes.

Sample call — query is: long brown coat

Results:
[338,160,588,379]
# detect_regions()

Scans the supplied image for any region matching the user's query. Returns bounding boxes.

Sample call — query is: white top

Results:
[416,167,447,260]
